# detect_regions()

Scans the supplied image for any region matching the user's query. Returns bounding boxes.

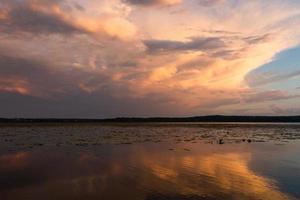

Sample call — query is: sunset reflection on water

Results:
[0,141,299,200]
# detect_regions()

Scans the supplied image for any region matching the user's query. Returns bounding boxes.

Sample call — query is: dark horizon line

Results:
[1,115,300,123]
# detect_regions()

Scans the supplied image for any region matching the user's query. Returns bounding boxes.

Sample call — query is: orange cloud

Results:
[1,0,300,115]
[75,16,137,41]
[0,77,30,95]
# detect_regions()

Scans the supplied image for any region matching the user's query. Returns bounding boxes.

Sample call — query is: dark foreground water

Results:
[0,123,300,200]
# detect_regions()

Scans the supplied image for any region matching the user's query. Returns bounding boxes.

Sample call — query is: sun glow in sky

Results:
[0,0,300,117]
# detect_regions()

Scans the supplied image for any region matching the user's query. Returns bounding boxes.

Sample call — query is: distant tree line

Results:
[1,115,300,123]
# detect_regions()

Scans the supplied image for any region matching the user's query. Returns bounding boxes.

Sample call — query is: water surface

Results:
[0,123,299,200]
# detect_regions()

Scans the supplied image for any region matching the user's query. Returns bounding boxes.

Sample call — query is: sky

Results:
[0,0,300,118]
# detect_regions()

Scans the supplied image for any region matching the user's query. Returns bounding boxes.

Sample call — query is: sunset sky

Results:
[0,0,300,118]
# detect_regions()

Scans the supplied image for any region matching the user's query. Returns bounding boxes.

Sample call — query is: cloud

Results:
[0,6,83,35]
[270,104,300,115]
[198,0,225,7]
[190,89,300,112]
[243,33,274,44]
[0,0,137,40]
[1,0,300,117]
[143,33,274,59]
[0,0,84,35]
[246,70,300,87]
[242,90,300,103]
[124,0,181,6]
[0,53,76,98]
[125,0,225,7]
[87,16,137,41]
[144,37,226,53]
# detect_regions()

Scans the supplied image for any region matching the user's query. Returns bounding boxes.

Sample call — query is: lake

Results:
[0,123,300,200]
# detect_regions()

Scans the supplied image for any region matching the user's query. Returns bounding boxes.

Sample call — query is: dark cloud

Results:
[123,0,180,6]
[245,70,300,87]
[0,54,77,97]
[0,0,65,8]
[243,90,300,103]
[201,90,300,109]
[0,53,180,118]
[0,0,84,35]
[199,0,224,7]
[0,91,180,118]
[124,0,225,7]
[270,104,300,115]
[73,2,85,11]
[197,90,300,110]
[0,52,126,99]
[124,0,156,5]
[144,37,226,53]
[201,29,241,35]
[0,53,177,118]
[243,33,273,44]
[197,97,240,109]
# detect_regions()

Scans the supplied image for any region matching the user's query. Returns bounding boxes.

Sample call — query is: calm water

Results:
[0,123,300,200]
